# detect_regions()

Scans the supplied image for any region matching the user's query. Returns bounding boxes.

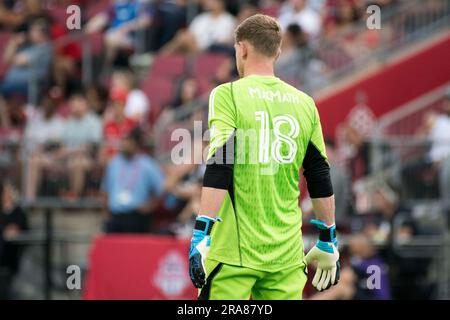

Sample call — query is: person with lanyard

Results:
[101,127,164,233]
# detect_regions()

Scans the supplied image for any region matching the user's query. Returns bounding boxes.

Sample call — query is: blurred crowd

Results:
[0,0,448,299]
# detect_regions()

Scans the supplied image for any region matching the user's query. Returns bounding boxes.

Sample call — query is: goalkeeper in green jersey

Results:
[188,14,340,300]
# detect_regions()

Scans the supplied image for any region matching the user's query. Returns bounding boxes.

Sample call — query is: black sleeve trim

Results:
[203,133,235,190]
[302,142,334,198]
[203,164,233,190]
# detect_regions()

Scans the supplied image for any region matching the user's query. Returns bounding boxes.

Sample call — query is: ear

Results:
[241,41,249,60]
[274,47,282,61]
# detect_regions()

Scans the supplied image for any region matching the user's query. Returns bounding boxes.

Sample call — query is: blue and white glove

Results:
[305,219,340,291]
[189,215,220,288]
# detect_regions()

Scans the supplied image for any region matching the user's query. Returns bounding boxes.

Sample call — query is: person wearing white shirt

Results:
[188,0,236,50]
[160,0,236,55]
[111,70,150,122]
[401,91,450,198]
[278,0,322,38]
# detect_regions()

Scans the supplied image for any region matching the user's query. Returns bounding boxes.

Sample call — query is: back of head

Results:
[235,14,282,58]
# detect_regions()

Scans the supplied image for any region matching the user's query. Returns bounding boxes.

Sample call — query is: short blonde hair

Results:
[235,14,282,58]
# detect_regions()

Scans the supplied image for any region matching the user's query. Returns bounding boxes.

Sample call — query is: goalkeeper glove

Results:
[189,215,220,288]
[305,219,340,291]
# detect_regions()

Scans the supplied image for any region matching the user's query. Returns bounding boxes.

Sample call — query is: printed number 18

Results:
[255,111,299,164]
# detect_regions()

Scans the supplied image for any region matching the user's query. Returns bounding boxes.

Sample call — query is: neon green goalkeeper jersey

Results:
[206,75,328,272]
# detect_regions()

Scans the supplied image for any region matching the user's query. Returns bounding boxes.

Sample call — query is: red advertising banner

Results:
[84,235,197,300]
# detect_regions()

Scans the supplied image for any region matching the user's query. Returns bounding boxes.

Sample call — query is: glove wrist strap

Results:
[194,215,219,235]
[318,227,336,242]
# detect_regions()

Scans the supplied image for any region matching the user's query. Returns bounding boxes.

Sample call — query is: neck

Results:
[211,9,223,17]
[243,61,275,78]
[123,152,137,160]
[116,114,125,122]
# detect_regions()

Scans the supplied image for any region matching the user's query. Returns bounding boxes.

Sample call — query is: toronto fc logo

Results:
[153,251,190,297]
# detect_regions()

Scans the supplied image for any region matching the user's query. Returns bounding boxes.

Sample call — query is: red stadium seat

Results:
[147,104,163,124]
[196,77,214,96]
[261,4,281,17]
[150,55,187,79]
[191,53,228,80]
[141,77,174,110]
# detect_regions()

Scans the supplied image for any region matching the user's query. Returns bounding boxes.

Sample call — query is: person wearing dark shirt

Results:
[349,233,391,300]
[0,182,28,299]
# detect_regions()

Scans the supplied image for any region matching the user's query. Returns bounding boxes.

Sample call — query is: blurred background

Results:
[0,0,449,300]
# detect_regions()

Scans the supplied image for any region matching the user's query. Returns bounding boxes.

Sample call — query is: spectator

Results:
[158,139,207,236]
[348,233,391,299]
[440,155,450,201]
[60,91,102,198]
[430,88,450,200]
[0,0,52,32]
[85,83,109,116]
[275,23,308,85]
[101,87,138,164]
[361,187,436,299]
[359,186,407,244]
[326,0,360,30]
[0,181,28,299]
[325,139,351,225]
[110,69,150,123]
[1,18,53,97]
[340,92,377,181]
[169,77,199,110]
[24,93,65,201]
[160,0,236,56]
[26,91,102,200]
[211,56,236,87]
[85,0,154,72]
[24,92,64,150]
[278,0,322,38]
[402,89,450,198]
[152,0,188,50]
[426,90,450,166]
[236,2,260,23]
[102,127,165,233]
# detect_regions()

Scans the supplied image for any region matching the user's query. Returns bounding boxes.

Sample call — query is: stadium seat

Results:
[191,53,228,80]
[261,4,281,17]
[196,77,214,96]
[318,47,353,71]
[149,55,187,80]
[48,5,69,27]
[148,104,163,124]
[141,77,174,111]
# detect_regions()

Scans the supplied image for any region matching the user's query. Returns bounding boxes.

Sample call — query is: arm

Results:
[119,14,152,33]
[311,196,335,227]
[197,187,227,218]
[189,84,236,288]
[303,101,340,292]
[3,33,25,65]
[198,131,235,217]
[84,13,109,33]
[12,52,30,66]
